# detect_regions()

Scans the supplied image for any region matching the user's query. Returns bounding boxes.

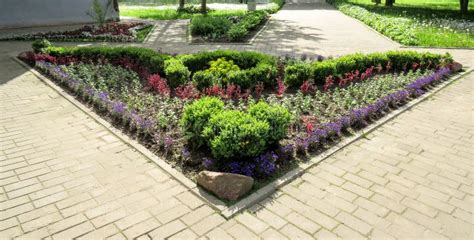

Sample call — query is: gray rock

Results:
[196,171,254,201]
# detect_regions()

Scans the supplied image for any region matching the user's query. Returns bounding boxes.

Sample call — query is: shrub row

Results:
[181,97,292,161]
[46,46,170,75]
[43,45,452,91]
[228,11,268,41]
[190,10,269,42]
[284,51,453,87]
[169,50,277,89]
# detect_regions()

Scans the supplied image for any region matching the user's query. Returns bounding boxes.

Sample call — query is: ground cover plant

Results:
[328,0,474,47]
[18,44,459,200]
[1,22,153,42]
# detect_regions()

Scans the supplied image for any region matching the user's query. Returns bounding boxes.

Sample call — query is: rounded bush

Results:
[228,25,248,41]
[164,58,191,88]
[248,101,292,144]
[192,70,216,89]
[180,97,224,148]
[284,63,312,88]
[202,110,270,160]
[32,39,52,53]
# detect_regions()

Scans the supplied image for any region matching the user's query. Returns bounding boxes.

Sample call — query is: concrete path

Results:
[1,2,474,239]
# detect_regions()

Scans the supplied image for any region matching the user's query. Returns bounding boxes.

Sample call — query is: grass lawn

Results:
[348,0,474,10]
[331,0,474,48]
[120,6,246,20]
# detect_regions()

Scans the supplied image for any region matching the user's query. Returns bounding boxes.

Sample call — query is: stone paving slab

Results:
[1,51,472,239]
[1,2,474,239]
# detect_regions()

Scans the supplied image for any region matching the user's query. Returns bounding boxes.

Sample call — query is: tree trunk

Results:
[201,0,207,13]
[179,0,185,10]
[385,0,394,6]
[460,0,469,14]
[113,0,119,12]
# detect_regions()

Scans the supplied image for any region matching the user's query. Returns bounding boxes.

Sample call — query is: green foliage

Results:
[228,11,267,41]
[227,25,248,41]
[177,50,277,88]
[45,46,170,75]
[192,70,216,89]
[204,57,240,85]
[180,97,225,148]
[248,101,292,144]
[284,51,452,88]
[284,63,312,87]
[190,16,232,39]
[32,39,52,53]
[164,58,191,88]
[202,110,270,159]
[329,0,474,47]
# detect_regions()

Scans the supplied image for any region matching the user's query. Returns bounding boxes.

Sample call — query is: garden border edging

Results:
[13,55,471,219]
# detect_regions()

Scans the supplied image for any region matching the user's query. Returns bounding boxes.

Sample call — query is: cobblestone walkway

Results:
[1,2,474,239]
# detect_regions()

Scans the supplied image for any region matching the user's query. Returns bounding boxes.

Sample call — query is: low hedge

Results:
[284,51,453,87]
[170,50,277,89]
[45,46,170,75]
[228,11,268,41]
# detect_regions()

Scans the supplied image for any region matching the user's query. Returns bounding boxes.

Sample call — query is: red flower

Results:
[148,74,170,97]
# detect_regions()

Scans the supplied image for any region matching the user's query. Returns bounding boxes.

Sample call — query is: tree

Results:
[179,0,185,11]
[460,0,469,14]
[385,0,395,6]
[201,0,207,13]
[113,0,119,12]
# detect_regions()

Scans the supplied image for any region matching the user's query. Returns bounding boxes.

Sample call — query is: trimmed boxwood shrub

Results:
[45,46,170,75]
[180,97,225,149]
[172,50,277,88]
[248,101,292,144]
[202,110,270,160]
[284,51,453,88]
[164,58,191,88]
[32,39,52,53]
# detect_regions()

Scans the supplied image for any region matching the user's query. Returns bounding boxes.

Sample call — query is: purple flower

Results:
[229,161,255,177]
[98,91,109,103]
[203,157,214,169]
[254,152,277,177]
[111,101,126,114]
[141,118,155,131]
[181,147,190,159]
[164,136,174,150]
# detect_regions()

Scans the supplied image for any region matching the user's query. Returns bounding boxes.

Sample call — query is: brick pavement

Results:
[1,2,474,239]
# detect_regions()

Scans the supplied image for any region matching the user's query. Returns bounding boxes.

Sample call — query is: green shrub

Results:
[45,46,170,75]
[284,63,312,87]
[227,71,251,89]
[164,58,190,88]
[204,57,240,85]
[178,50,277,87]
[180,97,225,148]
[192,70,216,89]
[202,110,270,159]
[227,25,248,41]
[283,51,452,88]
[190,16,232,38]
[32,39,52,53]
[248,101,292,144]
[228,11,267,41]
[245,63,277,86]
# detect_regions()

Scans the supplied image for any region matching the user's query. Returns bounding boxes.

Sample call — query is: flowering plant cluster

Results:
[2,22,153,42]
[20,46,459,187]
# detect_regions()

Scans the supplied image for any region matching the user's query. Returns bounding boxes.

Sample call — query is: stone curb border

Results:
[12,56,229,213]
[221,67,472,217]
[142,23,158,44]
[13,55,472,219]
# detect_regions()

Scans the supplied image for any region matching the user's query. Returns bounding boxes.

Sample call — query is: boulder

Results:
[196,171,254,201]
[450,62,463,72]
